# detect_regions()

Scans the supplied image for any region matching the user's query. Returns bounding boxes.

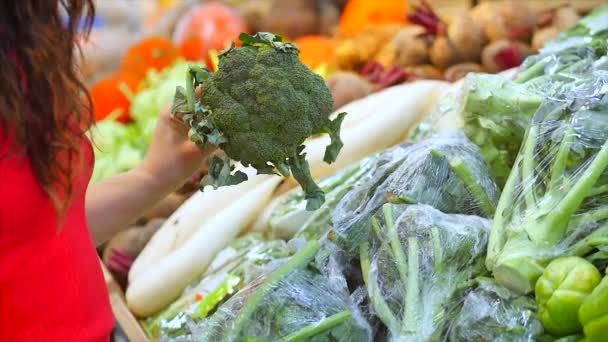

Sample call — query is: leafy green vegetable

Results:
[360,204,490,341]
[486,71,608,295]
[332,131,499,253]
[535,257,602,336]
[579,272,608,342]
[447,277,548,342]
[172,32,345,210]
[181,241,371,342]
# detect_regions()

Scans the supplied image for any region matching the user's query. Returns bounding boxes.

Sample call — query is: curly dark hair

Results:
[0,0,96,214]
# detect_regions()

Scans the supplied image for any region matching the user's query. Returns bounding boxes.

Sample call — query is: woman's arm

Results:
[86,107,213,245]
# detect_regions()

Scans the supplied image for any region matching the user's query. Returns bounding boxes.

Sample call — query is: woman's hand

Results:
[87,93,215,245]
[137,106,214,193]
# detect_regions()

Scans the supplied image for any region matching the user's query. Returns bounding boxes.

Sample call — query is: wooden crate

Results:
[102,262,150,342]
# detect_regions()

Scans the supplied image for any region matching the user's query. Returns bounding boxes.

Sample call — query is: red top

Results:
[0,130,114,339]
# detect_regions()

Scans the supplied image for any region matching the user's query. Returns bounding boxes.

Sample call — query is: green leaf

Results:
[189,65,213,86]
[238,32,298,53]
[321,112,346,164]
[218,42,236,59]
[207,129,228,146]
[193,275,242,319]
[171,86,190,116]
[207,156,248,188]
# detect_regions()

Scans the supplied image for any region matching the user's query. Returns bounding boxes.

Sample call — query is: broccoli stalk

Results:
[172,32,346,210]
[487,81,608,294]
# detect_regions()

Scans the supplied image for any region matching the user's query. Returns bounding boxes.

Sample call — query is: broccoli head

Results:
[172,33,346,210]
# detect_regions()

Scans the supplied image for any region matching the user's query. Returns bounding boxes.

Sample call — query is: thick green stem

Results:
[566,223,608,256]
[448,157,496,217]
[186,71,195,113]
[431,227,443,271]
[360,242,400,332]
[280,311,352,342]
[515,58,549,83]
[522,126,539,209]
[588,184,608,197]
[544,139,608,242]
[401,237,420,335]
[383,205,410,313]
[549,128,574,191]
[568,206,608,231]
[486,165,521,270]
[227,241,320,341]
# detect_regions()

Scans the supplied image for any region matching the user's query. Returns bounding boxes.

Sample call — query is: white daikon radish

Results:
[129,169,264,283]
[249,186,300,233]
[304,80,448,180]
[126,176,282,317]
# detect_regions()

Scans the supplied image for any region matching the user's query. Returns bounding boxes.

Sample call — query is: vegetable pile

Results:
[117,5,608,342]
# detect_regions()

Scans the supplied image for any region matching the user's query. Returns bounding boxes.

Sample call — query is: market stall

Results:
[85,1,608,341]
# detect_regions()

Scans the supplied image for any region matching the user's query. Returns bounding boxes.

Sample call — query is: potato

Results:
[327,71,374,109]
[376,25,429,68]
[444,63,485,82]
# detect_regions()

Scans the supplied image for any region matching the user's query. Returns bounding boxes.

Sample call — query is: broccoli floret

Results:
[172,33,345,210]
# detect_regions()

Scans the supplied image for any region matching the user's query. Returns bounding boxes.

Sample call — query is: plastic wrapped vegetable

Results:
[579,271,608,341]
[360,204,490,341]
[332,130,499,252]
[168,241,371,342]
[143,234,294,340]
[264,156,376,241]
[172,32,345,210]
[460,73,543,187]
[535,257,602,336]
[447,277,547,341]
[486,72,608,295]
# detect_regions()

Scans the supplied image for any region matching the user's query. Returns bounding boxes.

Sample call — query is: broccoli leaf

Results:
[321,112,346,164]
[206,156,249,188]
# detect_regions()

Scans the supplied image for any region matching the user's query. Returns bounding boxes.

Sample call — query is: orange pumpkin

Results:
[90,73,139,123]
[120,37,180,83]
[340,0,408,36]
[294,36,335,70]
[173,2,247,66]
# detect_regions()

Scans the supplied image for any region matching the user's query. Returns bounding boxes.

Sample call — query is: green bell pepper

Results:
[535,257,602,336]
[579,271,608,342]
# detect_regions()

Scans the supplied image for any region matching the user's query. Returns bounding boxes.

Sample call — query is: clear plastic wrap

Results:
[162,241,372,342]
[360,204,490,341]
[447,278,547,342]
[265,157,377,241]
[332,130,499,253]
[143,233,295,340]
[487,71,608,295]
